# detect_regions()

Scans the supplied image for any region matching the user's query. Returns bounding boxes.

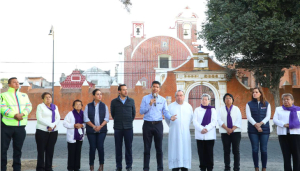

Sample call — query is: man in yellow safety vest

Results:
[1,77,32,171]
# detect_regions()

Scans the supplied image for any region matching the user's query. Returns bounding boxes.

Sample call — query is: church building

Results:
[123,7,232,111]
[124,7,200,89]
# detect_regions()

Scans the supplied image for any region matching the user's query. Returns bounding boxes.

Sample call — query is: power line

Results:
[0,59,190,63]
[0,71,202,75]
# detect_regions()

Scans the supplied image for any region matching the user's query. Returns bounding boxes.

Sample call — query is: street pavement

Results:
[6,134,286,171]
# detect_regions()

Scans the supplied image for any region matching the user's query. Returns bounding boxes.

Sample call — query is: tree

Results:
[0,78,8,89]
[200,0,300,107]
[119,0,132,12]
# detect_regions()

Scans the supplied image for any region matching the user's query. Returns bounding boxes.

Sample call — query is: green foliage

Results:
[0,78,8,89]
[120,0,132,12]
[201,0,300,66]
[225,67,236,81]
[200,0,300,105]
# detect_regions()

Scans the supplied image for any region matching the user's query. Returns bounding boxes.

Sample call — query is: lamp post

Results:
[49,25,54,103]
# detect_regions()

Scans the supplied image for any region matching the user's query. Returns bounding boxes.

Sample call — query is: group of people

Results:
[1,77,300,171]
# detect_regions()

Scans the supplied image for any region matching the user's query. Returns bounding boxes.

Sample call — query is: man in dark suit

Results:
[111,84,136,171]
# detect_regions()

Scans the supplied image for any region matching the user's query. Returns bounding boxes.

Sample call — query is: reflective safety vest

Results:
[0,87,32,126]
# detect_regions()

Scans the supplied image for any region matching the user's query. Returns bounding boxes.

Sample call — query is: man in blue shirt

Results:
[140,81,177,171]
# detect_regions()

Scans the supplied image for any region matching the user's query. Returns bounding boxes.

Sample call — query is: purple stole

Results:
[201,104,214,126]
[72,109,84,140]
[45,103,56,131]
[282,105,300,129]
[226,105,233,129]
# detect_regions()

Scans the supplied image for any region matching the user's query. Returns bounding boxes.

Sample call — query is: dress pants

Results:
[114,129,133,169]
[67,140,83,170]
[1,125,26,171]
[248,133,269,168]
[143,121,163,171]
[35,129,58,171]
[278,134,300,171]
[221,132,241,171]
[196,140,215,171]
[86,132,107,166]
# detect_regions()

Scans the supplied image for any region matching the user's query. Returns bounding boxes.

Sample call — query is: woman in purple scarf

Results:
[217,93,242,171]
[35,92,61,171]
[63,100,85,171]
[273,93,300,171]
[193,93,217,171]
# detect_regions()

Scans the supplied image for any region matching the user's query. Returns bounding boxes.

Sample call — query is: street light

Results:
[49,25,54,103]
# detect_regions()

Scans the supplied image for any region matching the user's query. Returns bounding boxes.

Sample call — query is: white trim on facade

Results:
[130,35,193,59]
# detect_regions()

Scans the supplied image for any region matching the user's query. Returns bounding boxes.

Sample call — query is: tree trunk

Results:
[269,86,280,134]
[270,86,280,107]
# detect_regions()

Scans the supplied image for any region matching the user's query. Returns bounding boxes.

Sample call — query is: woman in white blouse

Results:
[193,93,217,171]
[217,93,242,171]
[63,99,85,171]
[246,87,271,171]
[273,93,300,171]
[35,92,60,171]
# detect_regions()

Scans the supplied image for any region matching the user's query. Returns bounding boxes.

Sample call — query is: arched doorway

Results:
[188,85,215,111]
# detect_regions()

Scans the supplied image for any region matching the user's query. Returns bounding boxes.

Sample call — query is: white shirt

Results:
[63,111,86,143]
[36,103,60,132]
[83,102,109,125]
[193,106,217,140]
[217,105,242,133]
[246,102,271,125]
[273,106,300,135]
[166,101,193,169]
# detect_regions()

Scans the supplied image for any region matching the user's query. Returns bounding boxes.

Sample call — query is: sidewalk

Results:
[7,135,284,171]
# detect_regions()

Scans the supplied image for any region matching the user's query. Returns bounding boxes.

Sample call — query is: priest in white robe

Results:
[166,90,193,171]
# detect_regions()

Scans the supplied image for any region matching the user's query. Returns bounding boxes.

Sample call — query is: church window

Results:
[142,81,146,87]
[160,57,169,68]
[183,23,191,39]
[71,76,81,81]
[292,72,297,85]
[242,77,248,86]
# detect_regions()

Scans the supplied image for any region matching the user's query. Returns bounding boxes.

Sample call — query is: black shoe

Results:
[126,168,132,171]
[115,169,122,171]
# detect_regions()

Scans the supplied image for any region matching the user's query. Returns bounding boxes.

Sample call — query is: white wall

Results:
[26,119,272,134]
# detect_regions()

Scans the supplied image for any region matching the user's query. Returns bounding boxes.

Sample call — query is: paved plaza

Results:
[7,134,285,171]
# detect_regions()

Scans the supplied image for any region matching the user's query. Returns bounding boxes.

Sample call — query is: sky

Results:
[0,0,212,83]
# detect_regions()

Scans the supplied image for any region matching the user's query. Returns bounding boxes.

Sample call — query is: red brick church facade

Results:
[124,7,199,89]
